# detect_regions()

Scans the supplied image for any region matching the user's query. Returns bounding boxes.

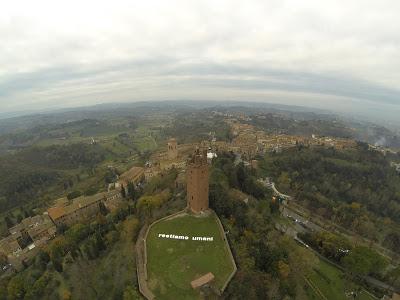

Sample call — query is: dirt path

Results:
[136,224,155,300]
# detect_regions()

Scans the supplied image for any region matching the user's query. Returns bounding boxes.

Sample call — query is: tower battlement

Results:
[188,148,208,165]
[167,138,178,160]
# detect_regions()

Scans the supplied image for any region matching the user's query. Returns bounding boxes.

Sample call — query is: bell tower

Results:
[167,138,178,160]
[187,148,209,214]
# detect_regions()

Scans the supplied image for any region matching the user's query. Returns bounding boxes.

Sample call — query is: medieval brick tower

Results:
[187,148,209,213]
[167,138,178,160]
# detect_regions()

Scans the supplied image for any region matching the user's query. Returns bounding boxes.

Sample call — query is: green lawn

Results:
[146,212,235,299]
[306,259,376,300]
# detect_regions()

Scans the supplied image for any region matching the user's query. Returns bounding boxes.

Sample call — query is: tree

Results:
[300,231,351,262]
[84,186,98,196]
[224,270,269,299]
[0,279,8,300]
[22,209,30,218]
[127,182,135,201]
[4,215,14,228]
[94,232,106,252]
[342,246,387,277]
[7,275,26,300]
[279,236,318,278]
[16,214,23,223]
[99,201,108,215]
[34,250,50,270]
[123,285,141,300]
[62,290,72,300]
[65,223,90,245]
[383,231,400,253]
[236,163,247,189]
[242,177,265,199]
[0,253,7,266]
[277,172,291,193]
[288,245,318,277]
[121,185,126,198]
[48,237,70,272]
[278,260,290,279]
[386,266,400,288]
[24,273,50,300]
[67,190,82,200]
[50,250,63,272]
[81,239,97,260]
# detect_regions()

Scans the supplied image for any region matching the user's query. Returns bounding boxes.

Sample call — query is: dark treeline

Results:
[263,144,400,248]
[0,143,110,215]
[0,204,140,300]
[209,152,313,299]
[20,144,108,169]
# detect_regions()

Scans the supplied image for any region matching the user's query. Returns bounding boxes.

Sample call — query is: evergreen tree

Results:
[120,185,126,198]
[4,215,14,228]
[127,182,135,201]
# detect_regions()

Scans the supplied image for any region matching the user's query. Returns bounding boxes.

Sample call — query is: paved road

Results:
[281,206,323,233]
[258,178,293,200]
[270,183,292,200]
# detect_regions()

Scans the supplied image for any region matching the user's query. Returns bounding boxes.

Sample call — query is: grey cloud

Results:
[1,0,400,122]
[2,60,399,110]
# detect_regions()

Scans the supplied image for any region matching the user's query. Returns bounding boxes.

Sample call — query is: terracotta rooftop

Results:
[48,193,105,221]
[48,206,67,221]
[72,193,104,210]
[190,272,215,289]
[118,166,144,184]
[0,235,21,252]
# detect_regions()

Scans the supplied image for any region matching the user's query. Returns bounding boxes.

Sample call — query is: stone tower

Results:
[187,148,209,214]
[167,138,178,160]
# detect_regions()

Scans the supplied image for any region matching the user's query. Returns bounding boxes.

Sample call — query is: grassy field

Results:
[146,212,235,299]
[305,259,376,300]
[132,126,159,152]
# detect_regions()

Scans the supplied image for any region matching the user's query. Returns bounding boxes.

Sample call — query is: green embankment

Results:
[306,259,376,300]
[146,213,235,299]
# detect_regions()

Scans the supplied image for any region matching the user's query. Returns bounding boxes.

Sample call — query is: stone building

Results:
[103,189,123,212]
[0,236,21,256]
[187,149,209,214]
[0,214,58,270]
[0,214,56,257]
[160,160,186,171]
[47,193,104,227]
[144,165,161,182]
[167,138,178,160]
[9,214,56,243]
[118,166,145,187]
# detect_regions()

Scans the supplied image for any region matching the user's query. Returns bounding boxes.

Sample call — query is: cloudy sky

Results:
[1,0,400,123]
